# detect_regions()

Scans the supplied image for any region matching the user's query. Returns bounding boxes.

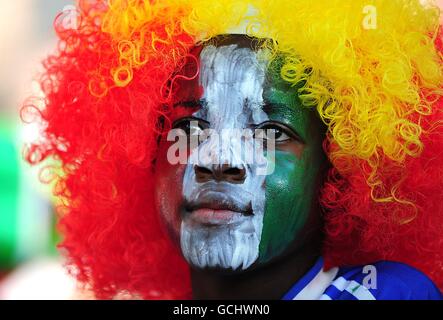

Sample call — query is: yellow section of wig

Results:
[101,0,443,196]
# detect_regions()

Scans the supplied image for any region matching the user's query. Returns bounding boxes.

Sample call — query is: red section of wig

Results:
[22,1,193,299]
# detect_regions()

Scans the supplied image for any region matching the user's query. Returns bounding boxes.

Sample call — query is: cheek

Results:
[154,140,187,244]
[258,150,319,262]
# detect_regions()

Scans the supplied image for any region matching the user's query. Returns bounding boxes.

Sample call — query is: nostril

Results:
[195,166,212,175]
[222,165,246,183]
[223,167,242,176]
[194,164,246,183]
[194,165,214,182]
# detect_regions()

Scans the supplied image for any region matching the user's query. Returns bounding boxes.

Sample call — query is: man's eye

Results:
[172,118,206,136]
[254,124,292,142]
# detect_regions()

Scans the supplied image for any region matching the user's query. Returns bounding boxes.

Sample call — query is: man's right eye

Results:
[172,118,207,137]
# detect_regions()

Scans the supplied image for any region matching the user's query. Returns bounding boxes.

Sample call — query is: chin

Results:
[179,211,264,271]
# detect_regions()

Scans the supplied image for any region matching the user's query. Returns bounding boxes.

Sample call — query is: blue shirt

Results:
[282,257,442,300]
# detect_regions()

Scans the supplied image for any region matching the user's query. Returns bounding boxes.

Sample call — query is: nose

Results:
[194,163,246,184]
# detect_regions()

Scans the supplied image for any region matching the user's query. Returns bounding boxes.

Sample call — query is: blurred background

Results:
[0,0,443,300]
[0,0,81,299]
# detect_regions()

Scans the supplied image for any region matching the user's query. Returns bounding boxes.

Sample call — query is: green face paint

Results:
[258,58,326,263]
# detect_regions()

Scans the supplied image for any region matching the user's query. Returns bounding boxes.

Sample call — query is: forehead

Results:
[173,41,268,102]
[197,44,269,127]
[199,44,266,99]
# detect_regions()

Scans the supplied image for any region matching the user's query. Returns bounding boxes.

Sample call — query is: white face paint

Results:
[180,44,269,270]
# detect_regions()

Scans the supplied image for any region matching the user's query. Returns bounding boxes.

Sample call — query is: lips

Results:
[189,208,245,226]
[183,195,253,226]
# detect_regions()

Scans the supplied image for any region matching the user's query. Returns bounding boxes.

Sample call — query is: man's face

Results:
[154,37,326,272]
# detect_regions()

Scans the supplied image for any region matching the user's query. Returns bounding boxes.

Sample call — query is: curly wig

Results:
[22,0,443,298]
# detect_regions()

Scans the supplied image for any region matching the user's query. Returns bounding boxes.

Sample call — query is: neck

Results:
[190,235,322,299]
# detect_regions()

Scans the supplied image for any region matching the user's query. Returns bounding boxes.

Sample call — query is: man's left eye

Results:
[254,124,292,142]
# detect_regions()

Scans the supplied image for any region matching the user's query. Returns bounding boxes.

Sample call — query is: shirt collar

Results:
[282,256,339,300]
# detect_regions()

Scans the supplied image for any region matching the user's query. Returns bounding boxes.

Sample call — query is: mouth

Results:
[183,196,253,227]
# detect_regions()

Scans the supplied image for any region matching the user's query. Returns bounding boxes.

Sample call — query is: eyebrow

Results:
[262,102,288,114]
[173,99,207,109]
[261,102,307,143]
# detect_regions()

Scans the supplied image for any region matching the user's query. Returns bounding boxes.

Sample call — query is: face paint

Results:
[181,44,269,270]
[154,36,326,272]
[258,59,326,262]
